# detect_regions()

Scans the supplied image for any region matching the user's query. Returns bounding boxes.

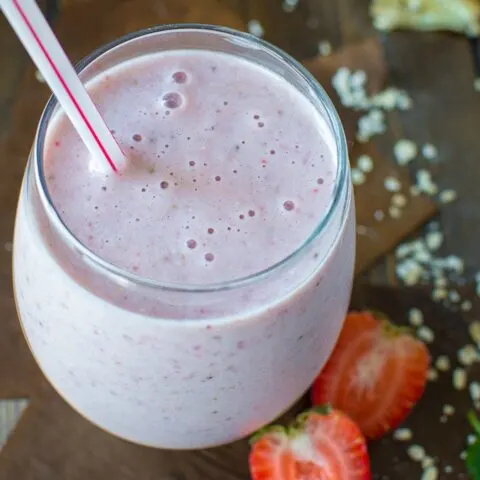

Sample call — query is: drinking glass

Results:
[13,24,355,449]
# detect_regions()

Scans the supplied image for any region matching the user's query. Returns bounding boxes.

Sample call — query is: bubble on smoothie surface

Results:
[132,133,142,142]
[160,181,169,189]
[283,200,295,211]
[205,253,215,262]
[163,92,183,109]
[172,71,187,84]
[186,239,197,249]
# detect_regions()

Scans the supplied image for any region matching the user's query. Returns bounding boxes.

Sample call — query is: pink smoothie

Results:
[46,51,337,284]
[14,39,355,448]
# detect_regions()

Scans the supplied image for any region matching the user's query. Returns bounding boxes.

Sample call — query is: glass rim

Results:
[33,23,349,294]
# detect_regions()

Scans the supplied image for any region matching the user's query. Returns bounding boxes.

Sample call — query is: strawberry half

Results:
[249,405,371,480]
[311,311,430,440]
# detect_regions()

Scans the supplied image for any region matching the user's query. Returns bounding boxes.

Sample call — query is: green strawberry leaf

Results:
[467,411,480,479]
[467,442,480,479]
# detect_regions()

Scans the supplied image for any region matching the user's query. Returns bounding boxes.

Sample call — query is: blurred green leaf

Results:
[467,411,480,479]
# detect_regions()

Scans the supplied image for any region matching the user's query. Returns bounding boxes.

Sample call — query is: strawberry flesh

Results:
[311,311,430,439]
[249,406,371,480]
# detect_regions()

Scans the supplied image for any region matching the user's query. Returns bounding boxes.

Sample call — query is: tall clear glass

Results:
[13,25,355,449]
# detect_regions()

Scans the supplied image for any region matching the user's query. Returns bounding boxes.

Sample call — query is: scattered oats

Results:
[469,381,480,402]
[434,276,447,288]
[410,185,420,196]
[425,231,443,251]
[332,68,367,109]
[389,206,402,219]
[318,40,332,56]
[396,243,413,259]
[460,451,467,460]
[432,288,448,301]
[439,189,457,204]
[357,109,386,142]
[384,176,401,192]
[435,355,450,372]
[467,434,476,445]
[371,87,412,110]
[407,444,425,462]
[461,300,473,311]
[443,404,455,416]
[35,70,45,83]
[414,248,431,263]
[457,344,479,366]
[393,428,412,441]
[247,20,264,37]
[370,88,397,109]
[421,466,438,480]
[332,68,351,103]
[394,139,418,165]
[332,67,413,114]
[417,326,434,343]
[397,240,431,264]
[4,242,13,252]
[427,368,439,381]
[351,168,366,186]
[408,308,424,327]
[350,70,367,89]
[282,0,299,12]
[469,321,480,345]
[396,91,413,110]
[357,154,373,172]
[449,290,460,303]
[453,368,467,390]
[444,465,453,473]
[475,78,480,92]
[357,225,368,236]
[392,193,407,207]
[396,259,423,286]
[416,169,438,196]
[422,143,438,160]
[422,456,435,469]
[374,209,385,221]
[444,255,464,274]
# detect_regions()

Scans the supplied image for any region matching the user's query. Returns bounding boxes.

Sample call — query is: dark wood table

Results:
[0,0,479,478]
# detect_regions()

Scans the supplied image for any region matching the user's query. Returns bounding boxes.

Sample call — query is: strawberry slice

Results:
[311,311,430,439]
[249,405,371,479]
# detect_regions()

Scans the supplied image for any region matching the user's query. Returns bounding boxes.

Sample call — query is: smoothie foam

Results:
[45,50,337,285]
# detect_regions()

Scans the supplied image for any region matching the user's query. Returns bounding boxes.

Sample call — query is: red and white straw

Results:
[1,0,125,172]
